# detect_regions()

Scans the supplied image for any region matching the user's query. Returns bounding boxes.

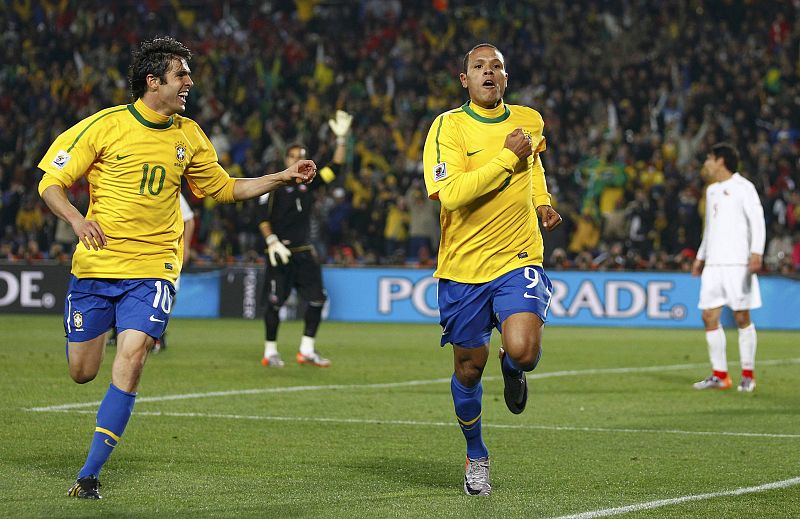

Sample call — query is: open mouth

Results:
[178,92,189,103]
[482,80,495,88]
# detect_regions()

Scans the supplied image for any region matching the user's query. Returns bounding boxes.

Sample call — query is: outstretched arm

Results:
[232,160,317,201]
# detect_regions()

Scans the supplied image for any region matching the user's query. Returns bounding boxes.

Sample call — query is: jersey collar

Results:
[128,99,174,129]
[462,100,511,123]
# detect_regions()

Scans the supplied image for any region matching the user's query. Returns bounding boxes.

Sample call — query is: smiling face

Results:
[146,57,193,116]
[459,46,508,109]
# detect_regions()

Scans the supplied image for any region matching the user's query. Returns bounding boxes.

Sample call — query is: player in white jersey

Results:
[691,143,766,393]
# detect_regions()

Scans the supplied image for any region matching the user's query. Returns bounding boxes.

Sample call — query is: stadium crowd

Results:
[1,0,799,273]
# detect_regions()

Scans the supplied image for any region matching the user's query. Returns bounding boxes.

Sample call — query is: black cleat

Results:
[67,476,102,499]
[499,348,528,414]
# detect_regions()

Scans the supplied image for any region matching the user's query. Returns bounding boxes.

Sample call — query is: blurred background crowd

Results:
[1,0,799,274]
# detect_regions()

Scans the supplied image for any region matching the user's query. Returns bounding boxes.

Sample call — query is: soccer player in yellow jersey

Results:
[37,37,316,499]
[422,43,562,496]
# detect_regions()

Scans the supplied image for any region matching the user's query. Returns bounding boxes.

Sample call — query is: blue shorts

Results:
[64,276,175,342]
[438,266,552,348]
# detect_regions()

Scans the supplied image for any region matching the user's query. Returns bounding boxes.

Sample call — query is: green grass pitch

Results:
[0,315,798,518]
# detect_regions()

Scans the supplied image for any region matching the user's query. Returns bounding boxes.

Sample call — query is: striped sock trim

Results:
[457,413,481,427]
[95,426,121,442]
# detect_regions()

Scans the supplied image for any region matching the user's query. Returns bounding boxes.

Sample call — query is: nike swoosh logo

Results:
[149,315,165,323]
[523,293,541,300]
[104,439,116,447]
[116,154,133,160]
[466,149,483,156]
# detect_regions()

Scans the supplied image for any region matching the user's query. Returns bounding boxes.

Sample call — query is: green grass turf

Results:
[0,315,798,518]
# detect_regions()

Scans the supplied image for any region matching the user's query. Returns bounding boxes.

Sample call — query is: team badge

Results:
[433,162,447,181]
[175,142,187,163]
[72,310,84,330]
[52,150,71,170]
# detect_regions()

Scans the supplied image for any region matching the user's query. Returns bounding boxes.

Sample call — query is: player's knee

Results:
[309,292,327,307]
[733,312,751,328]
[69,366,97,384]
[454,361,484,386]
[517,344,542,371]
[505,334,542,370]
[700,310,719,328]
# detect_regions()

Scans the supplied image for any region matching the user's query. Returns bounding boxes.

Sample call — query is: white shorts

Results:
[698,265,761,311]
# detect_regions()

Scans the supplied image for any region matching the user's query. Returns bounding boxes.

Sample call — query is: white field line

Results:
[34,409,800,440]
[26,357,800,413]
[547,476,800,519]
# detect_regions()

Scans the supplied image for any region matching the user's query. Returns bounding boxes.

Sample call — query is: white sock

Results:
[299,335,315,356]
[738,324,757,372]
[705,327,727,373]
[264,340,278,358]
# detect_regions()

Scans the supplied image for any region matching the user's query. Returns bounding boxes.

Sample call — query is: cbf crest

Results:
[175,141,187,166]
[72,310,84,330]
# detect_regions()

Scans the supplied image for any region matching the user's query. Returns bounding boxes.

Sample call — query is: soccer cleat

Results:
[67,476,102,499]
[296,351,331,367]
[261,353,285,368]
[499,348,528,414]
[692,374,732,390]
[463,456,491,496]
[737,376,756,393]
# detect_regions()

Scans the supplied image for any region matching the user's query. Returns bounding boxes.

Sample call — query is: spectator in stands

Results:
[1,1,797,271]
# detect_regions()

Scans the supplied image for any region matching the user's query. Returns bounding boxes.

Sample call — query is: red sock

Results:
[742,370,754,379]
[713,370,728,379]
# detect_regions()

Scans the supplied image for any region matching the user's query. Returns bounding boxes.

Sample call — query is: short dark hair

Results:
[285,143,307,157]
[710,142,739,173]
[462,43,500,73]
[128,36,192,100]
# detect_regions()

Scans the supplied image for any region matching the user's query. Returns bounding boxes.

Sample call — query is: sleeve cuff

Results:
[533,194,552,208]
[496,148,520,172]
[38,175,68,197]
[218,177,237,203]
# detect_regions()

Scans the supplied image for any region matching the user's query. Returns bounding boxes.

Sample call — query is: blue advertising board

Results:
[10,264,794,329]
[172,271,221,318]
[322,268,799,330]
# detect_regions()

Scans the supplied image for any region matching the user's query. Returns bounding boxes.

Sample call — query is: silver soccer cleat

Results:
[737,376,756,393]
[261,353,285,368]
[296,351,331,367]
[692,375,732,390]
[463,456,491,496]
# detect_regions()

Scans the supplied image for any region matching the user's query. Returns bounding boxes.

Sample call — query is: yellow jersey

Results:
[38,99,237,283]
[423,100,551,283]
